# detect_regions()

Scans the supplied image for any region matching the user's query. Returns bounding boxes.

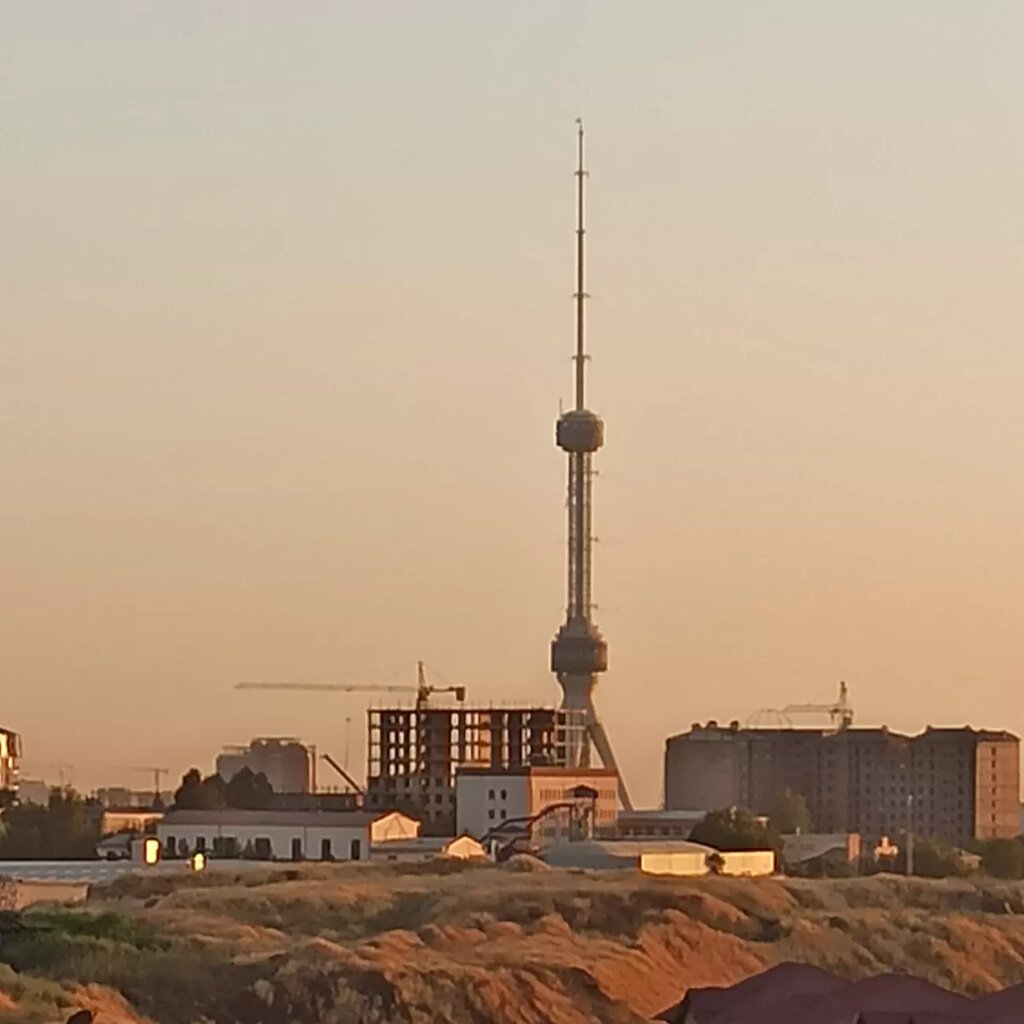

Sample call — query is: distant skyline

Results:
[4,3,1024,804]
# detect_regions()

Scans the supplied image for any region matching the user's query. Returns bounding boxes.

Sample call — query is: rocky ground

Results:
[5,861,1024,1023]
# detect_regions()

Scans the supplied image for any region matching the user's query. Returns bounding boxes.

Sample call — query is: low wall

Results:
[0,877,89,910]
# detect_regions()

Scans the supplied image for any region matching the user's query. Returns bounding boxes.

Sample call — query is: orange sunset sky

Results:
[4,3,1024,805]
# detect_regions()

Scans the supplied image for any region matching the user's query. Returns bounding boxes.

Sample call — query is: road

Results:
[0,861,144,883]
[0,859,270,884]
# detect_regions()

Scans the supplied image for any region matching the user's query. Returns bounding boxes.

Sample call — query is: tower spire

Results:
[574,118,587,412]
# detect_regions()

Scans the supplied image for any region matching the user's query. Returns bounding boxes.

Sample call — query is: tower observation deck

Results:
[550,122,632,811]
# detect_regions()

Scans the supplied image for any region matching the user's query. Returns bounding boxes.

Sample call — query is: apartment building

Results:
[665,723,1019,845]
[0,729,21,794]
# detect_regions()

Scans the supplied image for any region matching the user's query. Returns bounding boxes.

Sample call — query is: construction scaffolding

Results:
[366,706,584,835]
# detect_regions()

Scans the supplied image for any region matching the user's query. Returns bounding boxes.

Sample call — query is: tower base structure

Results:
[556,668,634,812]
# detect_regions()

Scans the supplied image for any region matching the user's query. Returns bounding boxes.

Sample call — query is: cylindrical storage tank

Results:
[556,409,604,453]
[263,741,313,794]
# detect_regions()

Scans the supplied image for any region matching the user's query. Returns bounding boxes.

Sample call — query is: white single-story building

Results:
[781,832,861,866]
[101,809,164,837]
[156,808,418,862]
[540,839,776,877]
[372,833,488,863]
[614,808,704,840]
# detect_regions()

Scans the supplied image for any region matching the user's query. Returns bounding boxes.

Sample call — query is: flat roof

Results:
[619,809,705,821]
[159,809,412,828]
[669,725,1020,744]
[372,835,483,852]
[455,766,618,778]
[541,839,719,864]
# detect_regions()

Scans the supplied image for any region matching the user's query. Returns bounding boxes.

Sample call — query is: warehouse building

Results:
[371,834,488,863]
[156,808,418,861]
[540,839,775,877]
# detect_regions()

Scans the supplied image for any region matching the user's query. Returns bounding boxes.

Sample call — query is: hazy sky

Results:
[4,3,1024,805]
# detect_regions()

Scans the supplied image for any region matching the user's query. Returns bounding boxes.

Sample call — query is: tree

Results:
[980,839,1024,880]
[690,807,778,852]
[173,769,204,810]
[0,788,101,859]
[770,789,812,835]
[912,839,968,879]
[200,773,227,809]
[173,769,226,810]
[224,768,274,810]
[880,835,967,879]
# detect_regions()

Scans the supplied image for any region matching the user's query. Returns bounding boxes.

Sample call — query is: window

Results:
[165,836,176,857]
[500,809,506,820]
[500,789,507,800]
[488,789,495,800]
[291,837,303,861]
[350,839,362,861]
[488,809,495,820]
[195,836,206,853]
[214,836,239,858]
[321,838,333,861]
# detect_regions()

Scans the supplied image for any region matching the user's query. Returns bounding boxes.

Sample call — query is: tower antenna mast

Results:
[550,120,632,810]
[574,117,587,412]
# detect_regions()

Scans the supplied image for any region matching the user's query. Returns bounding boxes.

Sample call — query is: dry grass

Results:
[8,867,1024,1022]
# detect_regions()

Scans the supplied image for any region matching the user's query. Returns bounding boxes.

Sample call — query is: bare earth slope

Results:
[6,863,1024,1023]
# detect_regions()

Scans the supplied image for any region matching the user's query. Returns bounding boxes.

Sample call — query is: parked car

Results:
[96,832,133,861]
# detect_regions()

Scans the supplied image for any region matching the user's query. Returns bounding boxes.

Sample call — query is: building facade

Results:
[365,705,579,836]
[455,766,618,844]
[664,723,1020,845]
[0,729,21,794]
[371,834,488,863]
[540,839,775,877]
[101,809,164,836]
[615,809,705,840]
[96,787,175,809]
[156,809,418,862]
[15,778,48,806]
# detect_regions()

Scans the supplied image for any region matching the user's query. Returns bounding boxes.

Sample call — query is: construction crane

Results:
[236,660,466,712]
[748,681,854,732]
[21,761,75,788]
[122,767,170,806]
[320,752,364,796]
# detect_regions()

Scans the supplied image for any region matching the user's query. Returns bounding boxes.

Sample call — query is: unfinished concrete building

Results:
[365,706,583,835]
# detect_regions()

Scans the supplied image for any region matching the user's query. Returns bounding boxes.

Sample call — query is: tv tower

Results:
[550,121,632,810]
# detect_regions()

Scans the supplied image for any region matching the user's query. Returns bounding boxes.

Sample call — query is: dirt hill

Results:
[4,864,1024,1023]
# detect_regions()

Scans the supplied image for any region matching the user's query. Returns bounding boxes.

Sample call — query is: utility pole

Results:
[905,793,915,877]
